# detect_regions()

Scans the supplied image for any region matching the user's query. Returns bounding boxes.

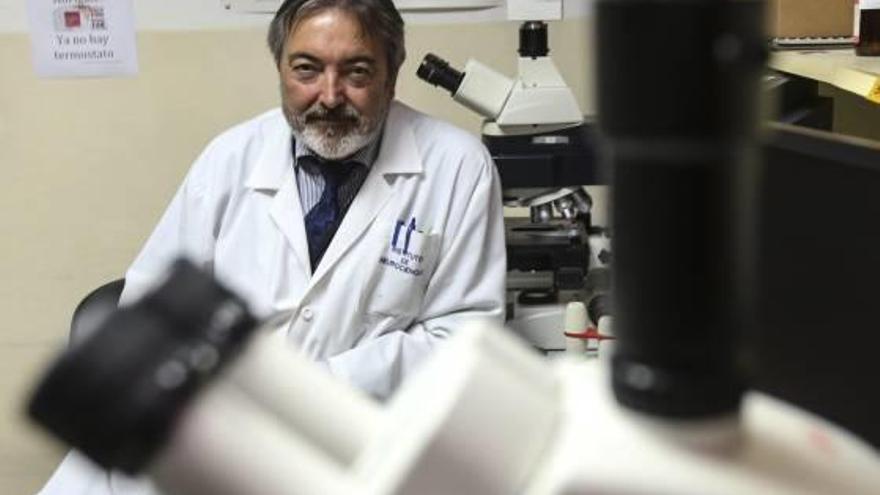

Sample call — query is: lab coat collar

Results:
[244,112,293,191]
[371,101,423,177]
[244,101,421,191]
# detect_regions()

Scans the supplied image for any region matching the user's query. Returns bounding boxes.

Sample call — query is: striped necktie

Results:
[301,156,358,270]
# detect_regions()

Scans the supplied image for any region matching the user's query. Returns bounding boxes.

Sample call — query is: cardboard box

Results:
[769,0,854,38]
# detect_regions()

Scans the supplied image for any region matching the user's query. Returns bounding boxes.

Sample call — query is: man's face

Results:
[279,8,395,160]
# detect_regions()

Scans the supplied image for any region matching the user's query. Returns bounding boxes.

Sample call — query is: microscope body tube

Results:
[524,359,880,495]
[453,59,515,119]
[149,376,354,495]
[597,0,765,422]
[225,331,381,466]
[145,329,381,495]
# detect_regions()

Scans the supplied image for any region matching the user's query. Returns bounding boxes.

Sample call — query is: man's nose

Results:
[319,73,344,108]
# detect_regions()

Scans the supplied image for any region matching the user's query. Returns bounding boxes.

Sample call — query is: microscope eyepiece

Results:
[598,0,764,420]
[27,259,259,472]
[519,21,549,58]
[417,53,465,95]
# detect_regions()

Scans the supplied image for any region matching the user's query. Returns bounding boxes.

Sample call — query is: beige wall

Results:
[0,20,593,493]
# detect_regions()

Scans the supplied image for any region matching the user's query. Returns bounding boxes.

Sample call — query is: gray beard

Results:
[285,101,388,160]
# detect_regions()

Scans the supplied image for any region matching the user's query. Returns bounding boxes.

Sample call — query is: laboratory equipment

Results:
[416,8,607,353]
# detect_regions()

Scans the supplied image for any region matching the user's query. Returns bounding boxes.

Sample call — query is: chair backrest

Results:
[69,279,125,345]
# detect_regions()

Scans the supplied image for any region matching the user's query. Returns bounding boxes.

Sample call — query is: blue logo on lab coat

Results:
[379,216,424,276]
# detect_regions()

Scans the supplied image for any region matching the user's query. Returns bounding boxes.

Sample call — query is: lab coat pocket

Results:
[364,220,439,317]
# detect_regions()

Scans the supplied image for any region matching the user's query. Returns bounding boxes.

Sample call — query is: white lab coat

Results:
[38,101,506,494]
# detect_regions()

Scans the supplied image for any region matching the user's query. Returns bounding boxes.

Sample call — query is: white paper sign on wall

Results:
[26,0,138,78]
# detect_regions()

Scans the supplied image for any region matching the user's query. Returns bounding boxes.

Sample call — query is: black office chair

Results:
[69,279,125,345]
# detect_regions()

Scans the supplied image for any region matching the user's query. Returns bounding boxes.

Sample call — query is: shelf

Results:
[769,49,880,104]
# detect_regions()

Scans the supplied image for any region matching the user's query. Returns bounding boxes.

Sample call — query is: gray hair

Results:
[267,0,406,80]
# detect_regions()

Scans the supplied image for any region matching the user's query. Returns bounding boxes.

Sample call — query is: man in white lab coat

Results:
[38,0,505,493]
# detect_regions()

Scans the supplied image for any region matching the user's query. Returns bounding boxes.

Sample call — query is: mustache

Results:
[303,104,360,125]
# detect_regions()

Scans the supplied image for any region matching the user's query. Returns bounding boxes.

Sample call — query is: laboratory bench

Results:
[769,49,880,105]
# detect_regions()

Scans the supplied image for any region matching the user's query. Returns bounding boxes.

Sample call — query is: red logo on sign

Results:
[64,11,81,28]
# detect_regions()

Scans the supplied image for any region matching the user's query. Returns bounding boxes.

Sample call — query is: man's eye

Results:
[348,66,373,83]
[292,64,319,77]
